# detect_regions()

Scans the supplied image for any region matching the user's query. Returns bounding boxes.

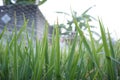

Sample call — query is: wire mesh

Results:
[0,4,53,40]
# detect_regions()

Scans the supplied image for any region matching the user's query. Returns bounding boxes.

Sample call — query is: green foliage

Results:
[56,6,100,37]
[0,16,120,80]
[3,0,47,5]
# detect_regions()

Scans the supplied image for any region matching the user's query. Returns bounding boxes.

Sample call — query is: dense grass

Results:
[0,17,120,80]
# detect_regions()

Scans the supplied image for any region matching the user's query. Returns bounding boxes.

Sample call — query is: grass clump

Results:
[0,17,120,80]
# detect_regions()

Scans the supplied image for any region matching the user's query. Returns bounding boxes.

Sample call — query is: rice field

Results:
[0,16,120,80]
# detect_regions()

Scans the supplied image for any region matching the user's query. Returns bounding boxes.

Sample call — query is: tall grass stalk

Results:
[99,19,116,80]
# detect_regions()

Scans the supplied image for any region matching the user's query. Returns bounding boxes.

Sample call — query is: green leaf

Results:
[99,19,115,80]
[38,0,47,5]
[0,26,6,40]
[55,22,61,80]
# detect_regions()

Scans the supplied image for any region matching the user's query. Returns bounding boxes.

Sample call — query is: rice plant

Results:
[0,16,120,80]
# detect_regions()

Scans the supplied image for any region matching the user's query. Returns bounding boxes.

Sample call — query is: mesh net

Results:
[0,4,52,40]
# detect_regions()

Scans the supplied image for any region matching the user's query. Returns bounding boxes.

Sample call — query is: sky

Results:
[0,0,120,40]
[39,0,120,40]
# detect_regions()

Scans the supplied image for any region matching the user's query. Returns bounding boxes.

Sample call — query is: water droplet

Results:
[11,0,17,4]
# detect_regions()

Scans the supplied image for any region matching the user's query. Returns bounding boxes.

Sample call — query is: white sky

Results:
[39,0,120,40]
[0,0,120,39]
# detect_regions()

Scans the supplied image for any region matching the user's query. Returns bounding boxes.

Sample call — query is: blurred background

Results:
[0,0,120,40]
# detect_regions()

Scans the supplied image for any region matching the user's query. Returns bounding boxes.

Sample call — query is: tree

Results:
[3,0,47,5]
[56,6,100,37]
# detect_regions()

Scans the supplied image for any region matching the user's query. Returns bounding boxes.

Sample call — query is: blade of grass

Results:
[108,57,120,65]
[55,22,61,80]
[9,17,28,48]
[87,21,99,64]
[99,19,115,80]
[13,12,18,80]
[47,27,56,79]
[72,15,102,78]
[0,26,6,40]
[66,33,77,80]
[107,29,117,79]
[44,23,49,80]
